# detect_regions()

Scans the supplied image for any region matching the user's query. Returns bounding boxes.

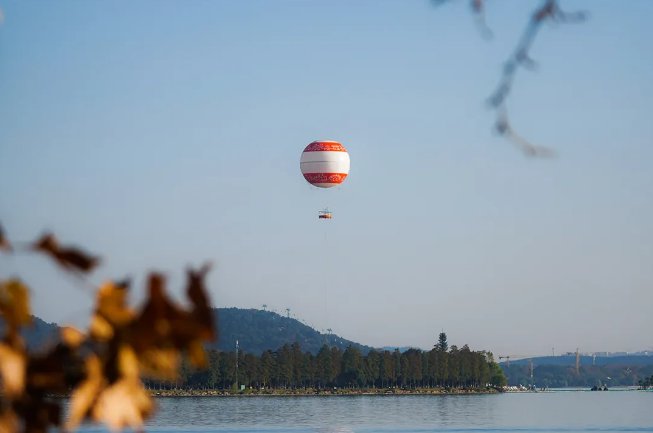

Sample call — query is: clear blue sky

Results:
[1,1,651,356]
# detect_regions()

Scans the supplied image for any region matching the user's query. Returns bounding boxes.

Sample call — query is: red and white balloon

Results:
[300,141,350,188]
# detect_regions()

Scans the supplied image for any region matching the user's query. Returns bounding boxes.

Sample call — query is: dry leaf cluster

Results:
[0,225,217,433]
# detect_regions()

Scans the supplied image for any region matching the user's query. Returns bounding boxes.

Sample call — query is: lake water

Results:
[79,390,653,433]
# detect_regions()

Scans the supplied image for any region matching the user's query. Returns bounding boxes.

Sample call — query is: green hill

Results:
[208,308,372,355]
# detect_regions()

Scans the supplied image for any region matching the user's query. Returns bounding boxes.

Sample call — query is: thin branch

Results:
[433,0,587,157]
[471,0,493,39]
[488,0,587,109]
[495,109,556,158]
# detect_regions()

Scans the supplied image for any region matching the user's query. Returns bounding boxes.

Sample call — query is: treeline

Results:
[147,334,506,390]
[502,364,653,388]
[640,375,653,389]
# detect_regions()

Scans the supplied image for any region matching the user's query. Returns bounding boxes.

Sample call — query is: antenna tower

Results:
[235,339,239,390]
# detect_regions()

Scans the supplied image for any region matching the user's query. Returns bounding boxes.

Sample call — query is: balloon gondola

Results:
[318,209,333,220]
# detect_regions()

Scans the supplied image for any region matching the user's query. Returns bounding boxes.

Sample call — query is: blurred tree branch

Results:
[433,0,587,157]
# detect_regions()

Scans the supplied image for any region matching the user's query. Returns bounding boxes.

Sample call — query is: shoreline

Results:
[148,387,502,397]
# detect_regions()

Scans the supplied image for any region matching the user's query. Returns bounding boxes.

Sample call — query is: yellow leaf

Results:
[60,326,85,348]
[0,343,25,397]
[138,348,180,381]
[95,282,134,328]
[118,345,139,381]
[92,379,154,431]
[66,355,105,431]
[89,315,114,341]
[188,339,207,368]
[0,279,31,329]
[0,410,18,433]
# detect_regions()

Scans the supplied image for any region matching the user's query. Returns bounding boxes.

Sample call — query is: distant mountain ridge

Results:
[2,308,371,355]
[208,307,372,355]
[503,354,653,367]
[0,315,60,351]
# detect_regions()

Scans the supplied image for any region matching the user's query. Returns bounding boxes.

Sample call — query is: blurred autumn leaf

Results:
[0,223,11,252]
[0,279,32,330]
[0,225,217,433]
[32,233,100,273]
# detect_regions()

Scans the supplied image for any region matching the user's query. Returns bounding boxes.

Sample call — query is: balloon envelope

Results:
[300,141,350,188]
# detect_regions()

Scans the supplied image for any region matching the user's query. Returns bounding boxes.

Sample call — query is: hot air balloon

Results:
[300,140,350,188]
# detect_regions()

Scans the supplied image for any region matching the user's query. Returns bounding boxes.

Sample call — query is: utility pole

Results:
[575,348,580,375]
[235,339,239,391]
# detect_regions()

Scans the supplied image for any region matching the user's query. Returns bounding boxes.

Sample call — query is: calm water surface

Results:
[79,391,653,433]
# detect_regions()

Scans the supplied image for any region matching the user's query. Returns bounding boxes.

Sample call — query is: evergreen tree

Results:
[315,345,332,387]
[330,346,342,385]
[259,350,275,388]
[341,345,365,387]
[277,344,293,387]
[489,361,507,387]
[436,332,448,352]
[365,350,381,388]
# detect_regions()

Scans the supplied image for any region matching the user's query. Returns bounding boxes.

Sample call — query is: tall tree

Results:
[436,332,448,352]
[341,345,365,387]
[259,350,275,388]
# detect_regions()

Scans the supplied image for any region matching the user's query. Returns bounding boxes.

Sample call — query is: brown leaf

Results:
[89,315,114,341]
[32,233,100,273]
[20,399,61,433]
[90,282,135,341]
[60,327,85,349]
[0,409,19,433]
[92,379,154,431]
[138,347,180,380]
[0,279,32,331]
[130,273,185,350]
[186,264,216,341]
[0,342,26,397]
[0,223,11,252]
[117,345,140,381]
[129,272,214,376]
[187,339,207,368]
[26,349,72,393]
[66,355,104,431]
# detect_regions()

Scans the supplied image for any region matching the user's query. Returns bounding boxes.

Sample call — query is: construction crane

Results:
[499,355,536,389]
[498,354,539,365]
[498,355,531,366]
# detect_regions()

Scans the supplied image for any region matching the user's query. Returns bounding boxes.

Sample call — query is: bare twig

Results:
[495,110,556,158]
[471,0,493,39]
[488,0,587,109]
[433,0,587,156]
[432,0,493,38]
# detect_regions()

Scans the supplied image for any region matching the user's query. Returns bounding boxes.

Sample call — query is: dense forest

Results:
[147,333,507,390]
